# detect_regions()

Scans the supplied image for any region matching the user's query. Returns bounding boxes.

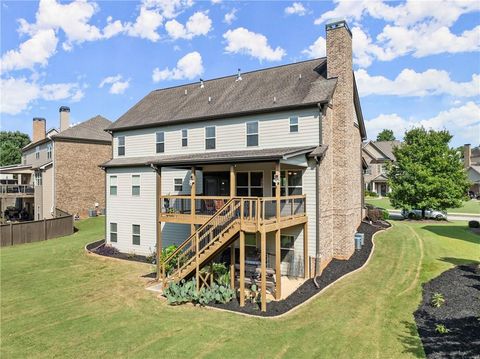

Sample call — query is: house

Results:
[362,140,401,196]
[102,19,366,311]
[464,144,480,196]
[0,107,112,220]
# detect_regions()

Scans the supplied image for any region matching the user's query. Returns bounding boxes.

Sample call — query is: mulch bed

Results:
[414,264,480,358]
[87,240,153,265]
[206,220,390,317]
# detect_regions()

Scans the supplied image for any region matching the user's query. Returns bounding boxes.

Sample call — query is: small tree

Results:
[388,128,470,218]
[376,129,396,142]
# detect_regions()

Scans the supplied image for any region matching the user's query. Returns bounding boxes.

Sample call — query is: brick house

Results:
[1,107,112,220]
[464,144,480,196]
[102,20,366,311]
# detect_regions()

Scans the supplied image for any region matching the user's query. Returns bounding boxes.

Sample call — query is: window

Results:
[47,144,52,159]
[246,121,259,147]
[364,165,371,175]
[34,172,42,186]
[174,178,183,192]
[290,116,299,133]
[23,155,26,165]
[132,224,140,245]
[236,171,263,197]
[110,223,117,242]
[280,235,295,261]
[245,233,258,257]
[272,170,302,196]
[35,146,40,159]
[117,136,125,156]
[182,129,188,147]
[380,164,387,174]
[132,175,140,196]
[205,126,216,150]
[156,132,164,153]
[110,176,117,195]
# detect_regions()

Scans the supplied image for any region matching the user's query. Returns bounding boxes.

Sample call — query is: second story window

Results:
[205,126,216,150]
[117,136,125,156]
[174,178,183,192]
[47,144,52,159]
[246,121,259,147]
[182,129,188,147]
[290,116,299,133]
[34,172,42,186]
[132,175,140,196]
[156,131,165,153]
[35,146,40,159]
[110,176,117,195]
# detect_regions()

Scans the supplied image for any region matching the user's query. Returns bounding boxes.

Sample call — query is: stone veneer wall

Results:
[54,141,111,218]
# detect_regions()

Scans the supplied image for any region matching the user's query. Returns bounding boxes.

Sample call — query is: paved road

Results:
[389,210,480,222]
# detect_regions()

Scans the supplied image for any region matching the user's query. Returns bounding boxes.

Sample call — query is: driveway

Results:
[388,210,480,222]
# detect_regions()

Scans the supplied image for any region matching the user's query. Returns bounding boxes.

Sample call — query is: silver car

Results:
[401,209,447,220]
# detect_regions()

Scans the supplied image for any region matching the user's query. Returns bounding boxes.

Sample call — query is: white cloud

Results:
[152,51,203,82]
[103,16,124,39]
[1,29,58,72]
[99,74,130,94]
[165,11,212,40]
[356,68,480,97]
[223,9,237,25]
[1,77,84,115]
[223,27,286,61]
[285,2,307,16]
[302,36,326,58]
[365,102,480,144]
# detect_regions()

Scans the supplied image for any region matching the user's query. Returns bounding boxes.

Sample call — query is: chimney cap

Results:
[59,106,70,112]
[33,117,46,121]
[325,19,352,37]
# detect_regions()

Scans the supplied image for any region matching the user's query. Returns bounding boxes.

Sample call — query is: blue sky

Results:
[1,0,479,147]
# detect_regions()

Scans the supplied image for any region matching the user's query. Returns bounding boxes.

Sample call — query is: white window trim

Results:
[132,224,141,245]
[117,136,125,157]
[174,178,183,192]
[35,146,40,159]
[131,175,141,196]
[289,116,299,133]
[110,223,117,243]
[109,175,118,196]
[156,131,165,153]
[205,125,216,150]
[181,129,188,148]
[245,121,259,147]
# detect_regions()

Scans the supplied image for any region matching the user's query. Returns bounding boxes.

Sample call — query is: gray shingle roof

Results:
[372,141,402,161]
[100,146,316,168]
[53,115,112,143]
[107,58,337,131]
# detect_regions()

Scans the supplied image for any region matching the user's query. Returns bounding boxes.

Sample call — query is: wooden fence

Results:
[0,210,74,247]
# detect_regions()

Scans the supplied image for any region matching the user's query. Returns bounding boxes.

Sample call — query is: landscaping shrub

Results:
[468,220,479,228]
[159,245,179,274]
[381,209,390,220]
[365,190,378,197]
[163,278,235,306]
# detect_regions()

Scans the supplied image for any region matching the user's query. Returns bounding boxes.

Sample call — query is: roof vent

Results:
[200,78,204,88]
[273,96,277,103]
[184,89,188,95]
[299,74,302,79]
[208,96,212,103]
[236,68,242,82]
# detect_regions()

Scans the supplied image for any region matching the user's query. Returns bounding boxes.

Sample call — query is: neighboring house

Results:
[0,165,34,222]
[101,20,366,310]
[362,140,401,196]
[464,144,480,196]
[0,107,112,220]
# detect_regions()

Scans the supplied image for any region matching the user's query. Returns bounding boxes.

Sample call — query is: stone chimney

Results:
[464,144,471,169]
[59,106,70,132]
[32,118,46,143]
[325,19,358,259]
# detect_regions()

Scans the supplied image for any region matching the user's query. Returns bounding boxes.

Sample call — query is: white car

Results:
[401,209,447,220]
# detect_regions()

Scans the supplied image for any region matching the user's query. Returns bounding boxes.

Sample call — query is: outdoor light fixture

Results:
[273,173,280,185]
[189,174,195,187]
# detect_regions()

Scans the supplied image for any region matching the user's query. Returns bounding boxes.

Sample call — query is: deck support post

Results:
[304,222,309,279]
[195,232,200,291]
[230,164,236,198]
[260,229,267,312]
[239,230,245,307]
[155,166,162,281]
[190,166,196,235]
[275,161,281,223]
[275,229,281,300]
[230,242,235,289]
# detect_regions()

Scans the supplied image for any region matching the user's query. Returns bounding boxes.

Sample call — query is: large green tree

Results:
[388,128,470,217]
[376,129,396,141]
[0,131,30,166]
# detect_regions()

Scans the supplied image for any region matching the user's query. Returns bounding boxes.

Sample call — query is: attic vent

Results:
[299,74,302,79]
[236,68,242,82]
[208,96,212,103]
[200,78,204,88]
[184,89,188,95]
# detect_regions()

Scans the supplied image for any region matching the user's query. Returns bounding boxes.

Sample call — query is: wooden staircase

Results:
[161,198,242,286]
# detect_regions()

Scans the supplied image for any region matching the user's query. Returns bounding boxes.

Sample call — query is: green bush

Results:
[381,209,390,220]
[159,245,179,275]
[365,190,378,197]
[163,278,235,306]
[435,324,450,334]
[431,292,445,308]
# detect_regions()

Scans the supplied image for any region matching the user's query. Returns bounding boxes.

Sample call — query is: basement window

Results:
[109,176,117,196]
[205,126,216,150]
[280,235,295,261]
[246,121,259,147]
[290,116,299,133]
[156,132,165,153]
[132,224,141,245]
[117,136,125,156]
[132,175,140,196]
[110,223,117,242]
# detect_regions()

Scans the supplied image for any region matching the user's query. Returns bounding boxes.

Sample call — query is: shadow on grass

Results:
[421,225,480,245]
[398,320,425,358]
[439,257,480,267]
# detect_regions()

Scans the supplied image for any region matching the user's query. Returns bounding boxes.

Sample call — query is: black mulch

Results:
[414,264,480,359]
[206,220,390,317]
[87,240,153,265]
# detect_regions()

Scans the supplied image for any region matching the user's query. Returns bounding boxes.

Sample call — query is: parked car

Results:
[401,209,447,220]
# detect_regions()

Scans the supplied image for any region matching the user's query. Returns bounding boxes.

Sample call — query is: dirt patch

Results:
[414,264,480,358]
[206,220,390,317]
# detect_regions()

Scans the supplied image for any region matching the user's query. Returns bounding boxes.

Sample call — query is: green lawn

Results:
[1,217,479,358]
[366,197,480,214]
